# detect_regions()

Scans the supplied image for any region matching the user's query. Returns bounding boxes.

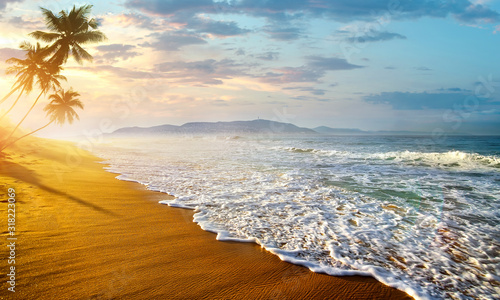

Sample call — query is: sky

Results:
[0,0,499,137]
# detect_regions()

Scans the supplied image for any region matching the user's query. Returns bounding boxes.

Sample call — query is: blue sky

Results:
[0,0,499,136]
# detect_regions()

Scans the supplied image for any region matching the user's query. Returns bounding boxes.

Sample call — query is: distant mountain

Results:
[111,120,439,137]
[112,119,316,136]
[112,124,179,135]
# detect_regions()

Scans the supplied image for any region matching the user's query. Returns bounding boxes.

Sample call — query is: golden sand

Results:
[0,136,413,299]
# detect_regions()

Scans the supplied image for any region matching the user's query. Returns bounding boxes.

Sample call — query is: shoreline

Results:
[0,136,413,299]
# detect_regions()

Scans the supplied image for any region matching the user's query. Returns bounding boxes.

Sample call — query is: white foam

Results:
[370,150,500,170]
[279,146,500,171]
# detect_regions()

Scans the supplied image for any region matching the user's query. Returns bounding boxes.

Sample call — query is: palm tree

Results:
[0,88,83,151]
[0,85,21,107]
[0,42,66,122]
[1,47,66,143]
[29,5,107,65]
[0,42,43,116]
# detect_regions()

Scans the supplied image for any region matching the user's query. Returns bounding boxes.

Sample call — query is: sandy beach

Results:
[0,135,413,299]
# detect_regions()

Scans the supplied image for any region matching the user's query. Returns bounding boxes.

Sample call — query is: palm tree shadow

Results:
[0,161,118,217]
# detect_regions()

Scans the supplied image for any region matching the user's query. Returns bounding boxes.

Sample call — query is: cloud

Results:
[290,95,331,102]
[141,32,207,51]
[71,65,165,80]
[96,44,136,52]
[263,26,303,40]
[187,16,251,37]
[103,13,164,30]
[6,16,41,29]
[211,99,230,106]
[260,56,363,84]
[0,0,22,10]
[306,56,364,70]
[364,90,497,110]
[256,51,280,61]
[262,67,325,83]
[72,55,358,88]
[155,58,248,85]
[345,30,407,43]
[95,44,140,63]
[454,4,500,23]
[125,0,216,16]
[106,11,249,38]
[283,86,327,95]
[125,0,500,24]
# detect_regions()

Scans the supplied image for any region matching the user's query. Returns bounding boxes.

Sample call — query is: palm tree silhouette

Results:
[0,42,39,113]
[1,45,66,144]
[29,5,107,65]
[0,44,37,107]
[0,42,66,122]
[1,88,83,151]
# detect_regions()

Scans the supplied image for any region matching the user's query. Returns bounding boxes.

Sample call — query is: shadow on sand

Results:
[0,160,118,217]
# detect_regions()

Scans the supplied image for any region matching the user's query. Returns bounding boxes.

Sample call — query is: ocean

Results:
[93,134,500,300]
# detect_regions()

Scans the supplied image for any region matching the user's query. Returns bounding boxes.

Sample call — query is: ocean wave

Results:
[277,146,500,171]
[371,150,500,170]
[276,146,348,157]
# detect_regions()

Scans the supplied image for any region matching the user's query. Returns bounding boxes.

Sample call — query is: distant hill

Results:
[112,119,316,136]
[111,120,439,137]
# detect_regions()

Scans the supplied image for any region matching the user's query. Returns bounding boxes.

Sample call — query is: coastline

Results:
[0,136,413,299]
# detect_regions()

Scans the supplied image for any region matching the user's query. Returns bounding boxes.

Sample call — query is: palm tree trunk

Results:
[0,85,21,106]
[0,85,28,122]
[4,89,45,142]
[0,120,54,152]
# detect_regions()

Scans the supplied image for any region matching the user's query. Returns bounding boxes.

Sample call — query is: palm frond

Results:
[49,43,70,65]
[88,18,99,29]
[5,58,26,67]
[72,5,91,30]
[47,92,62,103]
[71,47,83,64]
[68,90,81,97]
[19,76,34,93]
[53,74,67,82]
[29,31,61,42]
[4,41,51,95]
[29,5,105,66]
[73,30,107,44]
[40,7,62,32]
[62,10,72,34]
[72,43,93,63]
[75,5,93,20]
[18,41,33,51]
[43,41,62,59]
[43,88,84,126]
[69,100,84,110]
